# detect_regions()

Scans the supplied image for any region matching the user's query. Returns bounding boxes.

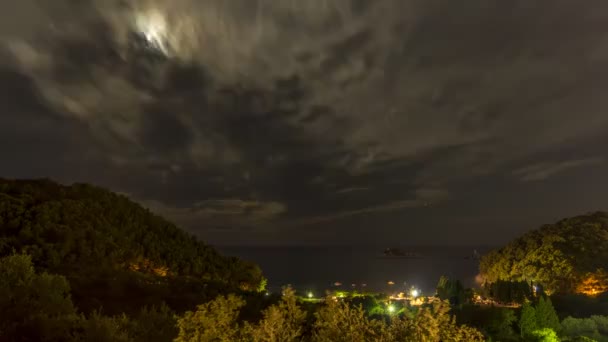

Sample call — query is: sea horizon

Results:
[218,245,492,295]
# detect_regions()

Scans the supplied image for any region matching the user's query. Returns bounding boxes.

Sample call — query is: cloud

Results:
[6,1,608,179]
[140,198,286,232]
[335,187,370,194]
[293,187,449,225]
[513,157,605,182]
[1,0,608,243]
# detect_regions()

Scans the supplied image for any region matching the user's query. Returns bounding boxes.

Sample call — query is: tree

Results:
[245,287,307,342]
[484,308,518,341]
[126,304,177,342]
[385,300,484,342]
[530,328,559,342]
[0,253,179,342]
[174,294,245,342]
[0,178,266,295]
[591,315,608,335]
[0,253,79,341]
[312,299,384,342]
[174,290,308,342]
[519,302,538,339]
[257,277,268,293]
[436,276,466,306]
[479,212,608,295]
[0,179,268,317]
[76,312,132,342]
[535,296,561,333]
[561,316,601,341]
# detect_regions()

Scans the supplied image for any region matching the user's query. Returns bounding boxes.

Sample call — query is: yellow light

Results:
[307,292,314,298]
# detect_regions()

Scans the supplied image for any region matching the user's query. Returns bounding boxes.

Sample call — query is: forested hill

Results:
[0,178,264,293]
[479,211,608,295]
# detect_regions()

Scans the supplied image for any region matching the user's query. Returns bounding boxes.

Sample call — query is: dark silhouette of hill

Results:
[480,212,608,295]
[0,178,265,314]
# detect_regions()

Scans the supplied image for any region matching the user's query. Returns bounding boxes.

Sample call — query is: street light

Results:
[307,292,314,299]
[410,289,419,298]
[387,305,395,314]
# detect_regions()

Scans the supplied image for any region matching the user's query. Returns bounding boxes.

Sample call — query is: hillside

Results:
[479,212,608,295]
[0,178,265,313]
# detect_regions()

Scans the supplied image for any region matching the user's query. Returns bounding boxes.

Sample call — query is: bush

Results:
[312,299,384,342]
[561,316,601,341]
[531,328,559,342]
[174,294,245,342]
[0,254,80,341]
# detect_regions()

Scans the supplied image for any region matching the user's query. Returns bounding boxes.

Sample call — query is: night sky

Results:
[1,1,607,246]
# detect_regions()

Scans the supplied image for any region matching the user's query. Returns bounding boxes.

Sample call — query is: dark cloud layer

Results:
[1,0,608,245]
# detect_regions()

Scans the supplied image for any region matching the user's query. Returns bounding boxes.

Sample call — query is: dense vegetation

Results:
[0,179,265,314]
[3,179,608,341]
[1,253,179,341]
[479,212,608,295]
[6,252,608,341]
[1,253,486,341]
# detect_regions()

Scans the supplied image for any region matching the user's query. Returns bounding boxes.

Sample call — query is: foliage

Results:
[576,270,608,296]
[244,287,307,342]
[312,298,384,342]
[520,302,538,339]
[257,277,268,293]
[125,304,178,342]
[401,301,485,342]
[531,328,560,342]
[479,212,608,294]
[0,178,265,314]
[0,178,263,288]
[561,316,602,341]
[0,253,80,341]
[75,312,132,342]
[0,253,183,341]
[175,287,307,342]
[173,291,484,342]
[483,280,532,304]
[436,275,466,306]
[592,315,608,336]
[453,305,520,341]
[312,298,484,342]
[0,254,486,342]
[536,296,561,333]
[348,294,385,318]
[484,307,519,341]
[174,294,245,342]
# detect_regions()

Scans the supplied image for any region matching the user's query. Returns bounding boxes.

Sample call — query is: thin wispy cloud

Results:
[1,0,608,244]
[294,187,449,226]
[335,187,370,194]
[513,157,604,182]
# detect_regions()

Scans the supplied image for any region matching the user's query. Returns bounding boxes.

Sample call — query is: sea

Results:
[217,245,495,296]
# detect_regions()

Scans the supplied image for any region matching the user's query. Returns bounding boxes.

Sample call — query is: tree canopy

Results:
[174,290,485,342]
[0,178,265,314]
[479,212,608,294]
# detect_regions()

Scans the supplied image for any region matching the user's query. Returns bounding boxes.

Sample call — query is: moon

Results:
[134,10,170,55]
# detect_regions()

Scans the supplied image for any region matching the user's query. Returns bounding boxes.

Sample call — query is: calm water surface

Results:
[218,245,494,295]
